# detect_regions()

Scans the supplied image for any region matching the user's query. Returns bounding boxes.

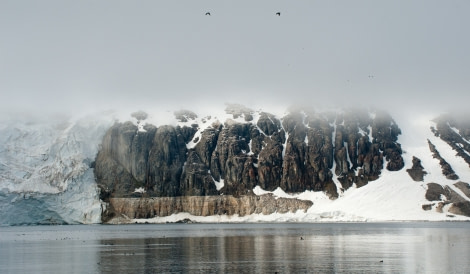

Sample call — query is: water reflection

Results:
[94,223,470,273]
[1,223,470,273]
[1,238,100,273]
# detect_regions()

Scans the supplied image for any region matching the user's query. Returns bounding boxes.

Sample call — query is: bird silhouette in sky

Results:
[276,12,281,16]
[205,12,211,16]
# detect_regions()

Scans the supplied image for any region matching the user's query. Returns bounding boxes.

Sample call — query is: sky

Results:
[1,0,469,115]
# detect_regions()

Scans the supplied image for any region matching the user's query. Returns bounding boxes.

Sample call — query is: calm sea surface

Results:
[1,222,469,273]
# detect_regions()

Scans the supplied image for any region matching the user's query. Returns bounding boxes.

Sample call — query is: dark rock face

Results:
[425,183,449,201]
[257,133,284,191]
[209,120,258,196]
[334,109,403,190]
[194,126,219,167]
[424,182,470,217]
[94,122,197,197]
[422,204,433,211]
[454,182,470,199]
[448,201,470,217]
[94,107,404,202]
[257,112,281,136]
[147,125,189,196]
[406,156,427,181]
[431,114,470,168]
[180,151,218,196]
[94,122,157,197]
[281,111,336,196]
[428,140,459,180]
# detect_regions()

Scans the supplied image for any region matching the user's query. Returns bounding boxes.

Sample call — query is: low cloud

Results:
[1,1,469,116]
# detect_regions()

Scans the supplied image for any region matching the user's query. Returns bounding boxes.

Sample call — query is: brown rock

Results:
[406,156,427,181]
[428,140,459,180]
[422,204,433,211]
[448,201,470,217]
[454,182,470,199]
[105,195,313,221]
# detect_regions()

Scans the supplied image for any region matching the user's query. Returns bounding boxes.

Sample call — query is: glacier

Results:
[0,112,113,225]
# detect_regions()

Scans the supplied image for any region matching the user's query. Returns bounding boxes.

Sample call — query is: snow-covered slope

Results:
[132,108,470,223]
[1,107,470,225]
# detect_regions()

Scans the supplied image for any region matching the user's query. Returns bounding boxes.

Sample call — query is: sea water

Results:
[1,222,469,273]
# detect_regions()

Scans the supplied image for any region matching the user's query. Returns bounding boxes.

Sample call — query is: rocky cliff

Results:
[94,105,406,221]
[95,106,404,198]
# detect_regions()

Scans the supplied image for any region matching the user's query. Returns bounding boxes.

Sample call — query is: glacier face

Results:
[0,112,113,225]
[0,170,102,225]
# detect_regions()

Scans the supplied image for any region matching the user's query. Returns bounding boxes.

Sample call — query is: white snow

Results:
[330,160,344,197]
[343,141,353,169]
[247,140,254,155]
[134,187,146,194]
[367,125,373,143]
[282,131,289,159]
[330,120,337,145]
[213,178,225,191]
[358,127,367,137]
[137,121,146,132]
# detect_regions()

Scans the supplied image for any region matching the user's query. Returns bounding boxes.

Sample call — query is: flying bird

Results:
[205,12,211,16]
[276,12,281,16]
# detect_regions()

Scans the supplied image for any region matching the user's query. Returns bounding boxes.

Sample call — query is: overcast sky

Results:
[1,0,469,115]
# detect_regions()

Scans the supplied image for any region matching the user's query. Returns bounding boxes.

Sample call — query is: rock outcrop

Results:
[431,114,470,168]
[334,109,404,190]
[455,181,470,199]
[105,195,313,221]
[421,113,470,217]
[424,182,470,217]
[427,140,459,180]
[406,156,427,181]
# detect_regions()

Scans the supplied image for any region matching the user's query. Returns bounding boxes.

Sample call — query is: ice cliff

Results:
[0,113,112,225]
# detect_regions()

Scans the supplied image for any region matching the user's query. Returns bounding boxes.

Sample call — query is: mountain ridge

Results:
[1,105,470,225]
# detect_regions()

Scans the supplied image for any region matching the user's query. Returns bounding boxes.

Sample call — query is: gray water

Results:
[1,222,469,273]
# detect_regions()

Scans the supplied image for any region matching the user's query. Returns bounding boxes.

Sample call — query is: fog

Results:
[1,0,469,116]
